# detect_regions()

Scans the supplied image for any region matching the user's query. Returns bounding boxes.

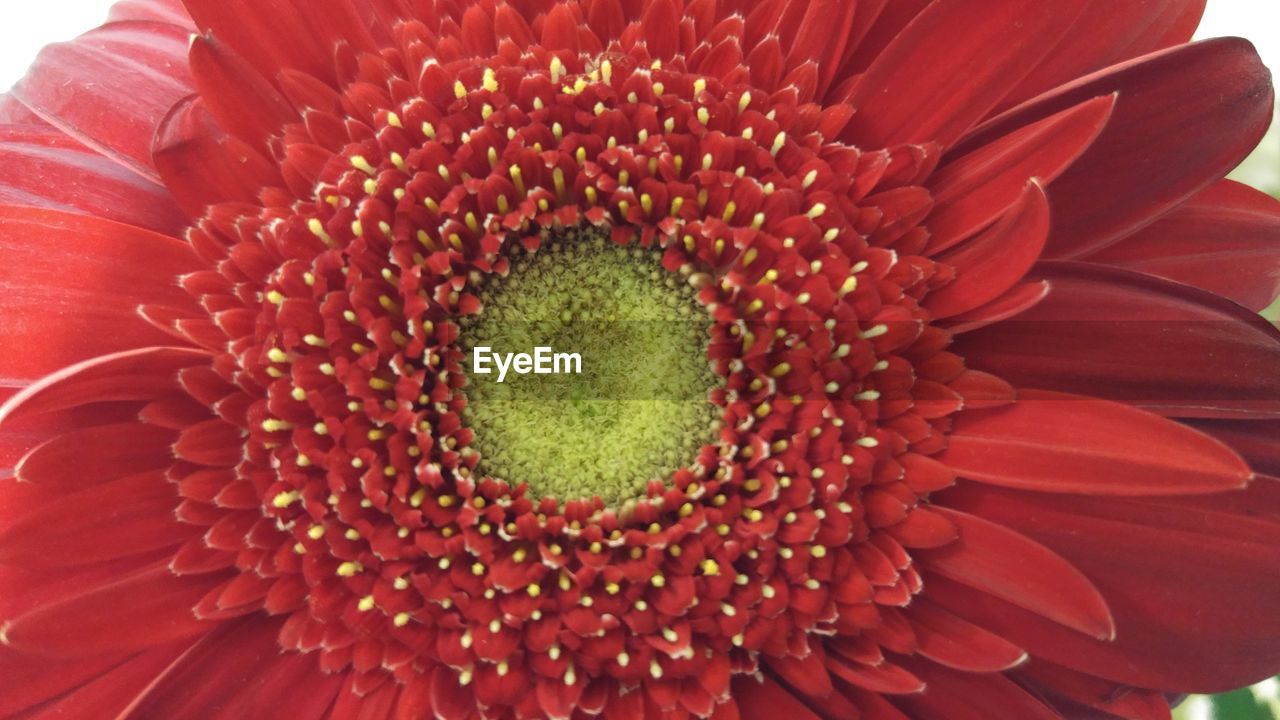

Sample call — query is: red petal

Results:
[639,0,682,60]
[431,665,477,720]
[187,35,298,152]
[918,506,1115,639]
[16,422,175,487]
[0,207,202,382]
[907,596,1028,672]
[764,649,834,700]
[844,0,1086,148]
[998,0,1206,112]
[174,418,246,466]
[153,95,283,217]
[0,125,186,235]
[893,658,1061,720]
[0,647,134,717]
[926,95,1113,253]
[1019,659,1175,720]
[825,654,925,695]
[926,181,1049,318]
[1192,419,1280,478]
[937,482,1280,692]
[733,676,821,720]
[10,641,191,720]
[781,0,860,96]
[962,38,1274,257]
[10,21,194,180]
[1084,179,1280,312]
[0,94,47,124]
[955,263,1280,418]
[109,0,195,26]
[946,280,1050,335]
[3,562,222,657]
[181,0,331,83]
[0,470,193,567]
[0,347,208,425]
[124,616,342,719]
[942,389,1253,495]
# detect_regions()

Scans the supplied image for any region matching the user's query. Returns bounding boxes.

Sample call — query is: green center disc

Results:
[458,228,722,505]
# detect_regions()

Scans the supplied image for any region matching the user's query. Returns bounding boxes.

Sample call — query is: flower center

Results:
[458,227,721,504]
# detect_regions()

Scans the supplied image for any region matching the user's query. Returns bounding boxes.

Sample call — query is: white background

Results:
[0,1,1277,90]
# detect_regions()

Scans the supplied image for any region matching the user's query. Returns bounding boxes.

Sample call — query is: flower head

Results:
[1,0,1279,718]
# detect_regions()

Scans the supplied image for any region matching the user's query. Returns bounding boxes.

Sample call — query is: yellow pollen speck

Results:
[453,80,467,99]
[336,561,363,577]
[271,490,300,508]
[307,218,334,246]
[771,132,787,156]
[482,67,498,92]
[358,595,376,612]
[350,156,377,175]
[393,612,411,627]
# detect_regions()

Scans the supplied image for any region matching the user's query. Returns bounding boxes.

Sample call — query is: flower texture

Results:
[1,0,1279,718]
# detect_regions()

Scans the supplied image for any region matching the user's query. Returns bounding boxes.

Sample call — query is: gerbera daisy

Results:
[1,0,1278,718]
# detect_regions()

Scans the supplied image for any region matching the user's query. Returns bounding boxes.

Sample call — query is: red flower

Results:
[1,0,1279,718]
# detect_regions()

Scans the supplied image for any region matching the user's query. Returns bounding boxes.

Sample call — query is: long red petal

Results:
[844,0,1086,149]
[918,506,1115,639]
[3,562,222,658]
[925,95,1113,253]
[893,658,1061,720]
[1084,179,1280,312]
[998,0,1207,113]
[936,482,1280,692]
[153,95,283,217]
[907,596,1028,672]
[0,347,208,425]
[10,21,194,181]
[122,616,341,719]
[0,470,194,568]
[15,422,176,487]
[954,263,1280,418]
[733,676,821,720]
[187,35,298,153]
[961,38,1274,257]
[0,125,186,235]
[926,181,1049,318]
[0,207,202,382]
[941,389,1253,495]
